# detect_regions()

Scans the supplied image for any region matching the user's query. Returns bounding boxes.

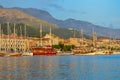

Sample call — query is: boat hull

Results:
[104,50,113,55]
[9,53,22,57]
[32,47,57,56]
[22,52,33,56]
[0,52,7,56]
[33,52,56,56]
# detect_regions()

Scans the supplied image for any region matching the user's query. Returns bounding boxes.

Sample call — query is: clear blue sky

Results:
[0,0,120,28]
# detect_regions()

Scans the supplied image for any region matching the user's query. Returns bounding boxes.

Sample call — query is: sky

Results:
[0,0,120,28]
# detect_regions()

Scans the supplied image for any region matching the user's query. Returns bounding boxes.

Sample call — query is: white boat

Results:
[22,24,33,56]
[22,52,33,56]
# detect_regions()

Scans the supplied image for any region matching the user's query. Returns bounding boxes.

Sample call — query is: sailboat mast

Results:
[7,22,10,52]
[20,26,22,38]
[24,24,26,39]
[109,33,112,51]
[1,29,3,51]
[92,27,95,47]
[24,24,27,51]
[81,29,84,46]
[0,24,1,51]
[49,26,52,46]
[73,28,76,38]
[14,23,16,53]
[40,23,42,46]
[19,26,22,51]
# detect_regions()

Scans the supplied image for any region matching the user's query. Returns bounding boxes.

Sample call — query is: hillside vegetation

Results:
[0,8,91,39]
[0,8,58,30]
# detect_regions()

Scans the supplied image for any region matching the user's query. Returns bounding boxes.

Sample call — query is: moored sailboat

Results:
[104,33,114,55]
[0,23,7,56]
[22,24,33,56]
[8,23,22,57]
[31,24,57,56]
[32,46,57,56]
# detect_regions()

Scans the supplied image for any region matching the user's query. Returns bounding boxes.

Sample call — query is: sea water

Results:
[0,55,120,80]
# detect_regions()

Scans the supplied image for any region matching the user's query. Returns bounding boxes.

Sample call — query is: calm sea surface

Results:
[0,55,120,80]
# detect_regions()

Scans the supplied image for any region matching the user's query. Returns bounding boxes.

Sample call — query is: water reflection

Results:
[0,55,120,80]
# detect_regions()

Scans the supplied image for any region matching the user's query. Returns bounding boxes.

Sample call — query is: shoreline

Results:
[74,51,120,56]
[1,51,120,57]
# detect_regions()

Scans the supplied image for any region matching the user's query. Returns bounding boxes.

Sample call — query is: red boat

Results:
[31,46,57,56]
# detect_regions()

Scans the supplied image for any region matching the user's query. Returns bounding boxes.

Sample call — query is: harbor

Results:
[0,23,119,56]
[0,55,120,80]
[0,0,120,80]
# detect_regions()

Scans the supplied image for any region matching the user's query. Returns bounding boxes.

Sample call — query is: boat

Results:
[31,23,57,56]
[0,24,7,56]
[22,51,33,56]
[8,23,22,57]
[104,34,113,55]
[73,46,95,54]
[9,53,22,57]
[0,52,7,56]
[104,50,113,55]
[32,46,57,56]
[21,24,33,56]
[73,29,95,54]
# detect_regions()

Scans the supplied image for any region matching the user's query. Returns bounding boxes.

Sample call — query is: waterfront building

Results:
[1,33,29,52]
[27,37,40,48]
[69,38,80,46]
[44,34,59,45]
[27,34,61,48]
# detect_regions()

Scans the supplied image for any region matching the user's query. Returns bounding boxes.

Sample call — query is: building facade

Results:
[0,34,29,52]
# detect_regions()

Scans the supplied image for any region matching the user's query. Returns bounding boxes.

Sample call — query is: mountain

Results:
[0,8,58,31]
[13,7,60,24]
[0,7,78,38]
[0,6,120,38]
[14,7,120,38]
